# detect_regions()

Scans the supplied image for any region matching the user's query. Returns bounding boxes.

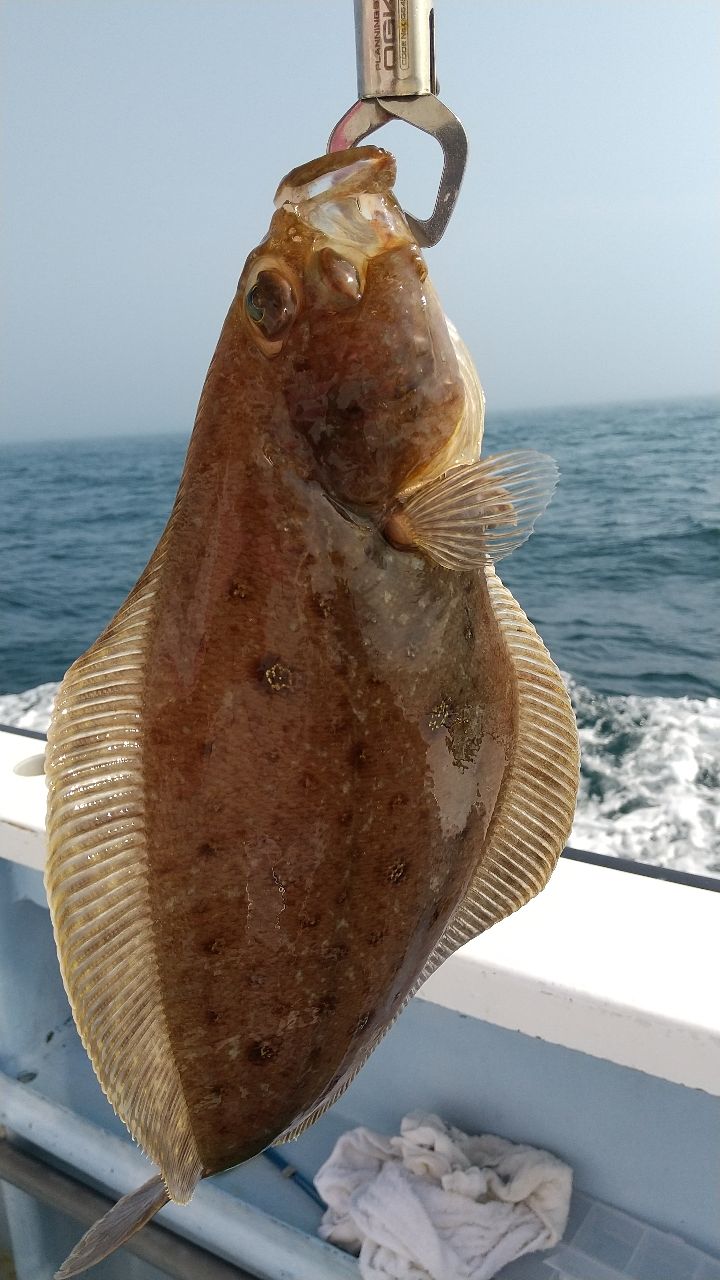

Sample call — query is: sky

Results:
[1,0,719,441]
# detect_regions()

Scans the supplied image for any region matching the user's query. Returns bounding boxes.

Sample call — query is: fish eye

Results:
[245,269,297,341]
[246,285,265,324]
[316,247,363,307]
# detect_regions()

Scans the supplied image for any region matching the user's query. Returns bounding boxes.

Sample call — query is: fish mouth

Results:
[274,146,395,206]
[275,146,414,256]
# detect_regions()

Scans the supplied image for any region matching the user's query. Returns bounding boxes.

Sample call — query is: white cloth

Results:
[314,1112,572,1280]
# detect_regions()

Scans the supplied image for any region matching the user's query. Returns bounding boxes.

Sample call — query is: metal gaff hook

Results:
[327,1,468,248]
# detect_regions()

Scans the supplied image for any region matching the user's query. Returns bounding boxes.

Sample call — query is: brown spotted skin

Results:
[139,149,517,1175]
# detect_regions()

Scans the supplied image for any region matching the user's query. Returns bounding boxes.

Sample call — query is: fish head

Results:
[234,147,466,510]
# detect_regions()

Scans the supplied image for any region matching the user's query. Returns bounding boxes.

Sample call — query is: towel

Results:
[314,1112,572,1280]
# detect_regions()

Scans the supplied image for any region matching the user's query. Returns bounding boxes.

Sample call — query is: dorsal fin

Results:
[45,547,203,1205]
[383,451,558,570]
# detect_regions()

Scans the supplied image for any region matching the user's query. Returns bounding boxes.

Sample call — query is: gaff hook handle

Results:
[328,0,468,248]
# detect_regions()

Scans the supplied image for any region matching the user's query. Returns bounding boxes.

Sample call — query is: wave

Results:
[0,682,59,734]
[567,678,719,876]
[1,677,718,879]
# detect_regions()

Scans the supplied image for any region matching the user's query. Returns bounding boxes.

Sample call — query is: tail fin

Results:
[55,1175,169,1278]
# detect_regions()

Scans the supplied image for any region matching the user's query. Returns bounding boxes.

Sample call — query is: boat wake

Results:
[567,677,719,877]
[1,677,718,879]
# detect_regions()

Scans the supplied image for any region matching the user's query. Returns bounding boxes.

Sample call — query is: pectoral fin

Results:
[382,450,558,570]
[54,1176,169,1278]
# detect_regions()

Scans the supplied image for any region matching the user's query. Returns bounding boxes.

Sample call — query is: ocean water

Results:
[1,398,718,874]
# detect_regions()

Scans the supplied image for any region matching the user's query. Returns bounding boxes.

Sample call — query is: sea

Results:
[1,397,718,876]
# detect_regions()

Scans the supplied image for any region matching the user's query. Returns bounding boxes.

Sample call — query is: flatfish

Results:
[45,146,579,1273]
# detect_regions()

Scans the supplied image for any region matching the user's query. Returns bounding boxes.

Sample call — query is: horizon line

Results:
[1,388,719,448]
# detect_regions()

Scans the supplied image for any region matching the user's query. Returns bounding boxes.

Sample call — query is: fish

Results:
[44,145,579,1274]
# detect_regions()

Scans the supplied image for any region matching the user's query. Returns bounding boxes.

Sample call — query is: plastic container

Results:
[543,1192,720,1280]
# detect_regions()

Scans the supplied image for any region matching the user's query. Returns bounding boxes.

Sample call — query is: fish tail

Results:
[54,1175,170,1278]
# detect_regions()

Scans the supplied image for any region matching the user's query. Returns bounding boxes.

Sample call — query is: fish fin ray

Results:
[45,551,203,1203]
[54,1176,169,1278]
[389,451,558,570]
[419,569,579,973]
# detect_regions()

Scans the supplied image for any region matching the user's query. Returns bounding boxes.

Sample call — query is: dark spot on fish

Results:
[300,772,315,791]
[388,859,408,884]
[247,1039,278,1064]
[322,942,349,963]
[16,1071,37,1084]
[314,994,337,1017]
[328,385,365,424]
[349,741,367,769]
[265,748,281,765]
[248,972,265,988]
[294,357,312,373]
[312,592,333,619]
[339,809,353,827]
[227,579,250,601]
[368,929,385,946]
[201,740,215,758]
[206,1010,222,1026]
[463,735,482,762]
[209,1086,224,1106]
[397,374,423,398]
[203,938,224,956]
[299,914,319,930]
[336,888,349,906]
[429,698,454,732]
[198,841,219,859]
[45,1031,54,1043]
[261,660,293,692]
[389,792,408,811]
[464,624,474,643]
[429,905,442,925]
